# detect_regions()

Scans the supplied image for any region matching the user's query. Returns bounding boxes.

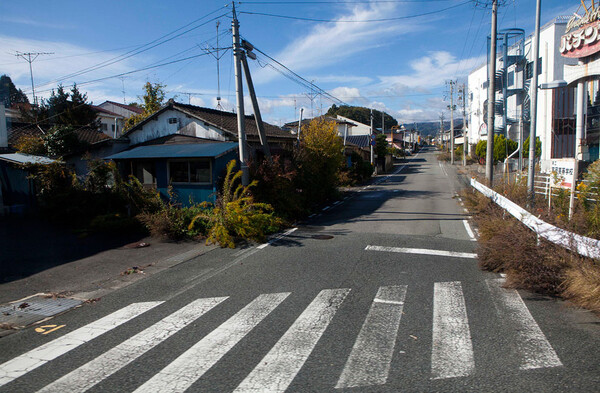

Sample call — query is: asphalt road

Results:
[1,147,599,392]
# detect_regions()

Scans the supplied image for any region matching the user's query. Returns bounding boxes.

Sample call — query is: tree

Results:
[123,82,167,132]
[297,118,344,205]
[27,84,99,128]
[523,136,541,158]
[475,134,518,163]
[0,74,29,108]
[375,134,389,157]
[326,104,398,130]
[16,125,89,158]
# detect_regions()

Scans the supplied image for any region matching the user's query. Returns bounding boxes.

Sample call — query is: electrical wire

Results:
[239,0,473,22]
[26,7,229,93]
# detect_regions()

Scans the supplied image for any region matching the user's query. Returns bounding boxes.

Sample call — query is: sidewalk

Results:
[0,217,215,305]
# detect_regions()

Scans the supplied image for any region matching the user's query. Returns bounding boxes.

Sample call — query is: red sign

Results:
[560,20,600,58]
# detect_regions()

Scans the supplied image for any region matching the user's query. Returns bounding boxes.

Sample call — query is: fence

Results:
[470,178,600,260]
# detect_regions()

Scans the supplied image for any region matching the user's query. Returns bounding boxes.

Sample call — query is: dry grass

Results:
[563,259,600,312]
[461,184,600,312]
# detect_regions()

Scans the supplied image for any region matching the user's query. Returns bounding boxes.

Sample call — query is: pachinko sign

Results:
[560,20,600,58]
[561,1,600,58]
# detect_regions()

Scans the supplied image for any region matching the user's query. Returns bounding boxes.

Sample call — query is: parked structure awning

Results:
[106,142,238,160]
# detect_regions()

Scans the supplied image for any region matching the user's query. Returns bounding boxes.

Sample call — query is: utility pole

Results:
[447,80,456,164]
[527,0,542,205]
[460,83,468,166]
[240,47,272,164]
[231,3,249,185]
[486,0,498,186]
[381,111,385,146]
[297,107,304,142]
[439,112,445,149]
[15,51,53,107]
[370,108,374,165]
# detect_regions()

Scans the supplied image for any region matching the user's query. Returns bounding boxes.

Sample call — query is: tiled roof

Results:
[102,101,144,114]
[107,142,238,160]
[345,135,372,148]
[7,122,111,147]
[91,105,123,117]
[171,102,295,140]
[282,116,353,129]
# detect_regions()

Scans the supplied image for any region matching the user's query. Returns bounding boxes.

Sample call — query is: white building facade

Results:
[467,16,579,171]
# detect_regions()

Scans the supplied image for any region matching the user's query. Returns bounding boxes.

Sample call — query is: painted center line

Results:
[365,245,477,259]
[463,220,477,241]
[257,228,298,249]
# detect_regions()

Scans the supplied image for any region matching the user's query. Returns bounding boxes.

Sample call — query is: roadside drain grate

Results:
[0,295,83,329]
[311,235,334,240]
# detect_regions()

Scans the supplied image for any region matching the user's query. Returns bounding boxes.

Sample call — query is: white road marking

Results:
[431,282,475,379]
[335,286,407,389]
[365,245,477,259]
[322,206,331,211]
[0,302,162,388]
[134,293,290,393]
[38,297,228,393]
[486,279,562,370]
[257,228,298,249]
[234,288,351,393]
[333,201,342,206]
[463,220,477,241]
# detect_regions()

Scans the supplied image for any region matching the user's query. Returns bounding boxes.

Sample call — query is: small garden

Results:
[27,118,376,249]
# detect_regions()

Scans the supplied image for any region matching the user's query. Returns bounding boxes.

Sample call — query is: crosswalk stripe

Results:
[37,297,228,393]
[234,288,351,393]
[0,302,162,388]
[486,279,562,370]
[431,281,474,379]
[133,292,290,393]
[335,286,407,389]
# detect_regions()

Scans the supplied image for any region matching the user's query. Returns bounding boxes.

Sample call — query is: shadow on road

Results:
[0,217,146,283]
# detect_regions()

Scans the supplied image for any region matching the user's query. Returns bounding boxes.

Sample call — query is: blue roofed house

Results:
[106,101,295,205]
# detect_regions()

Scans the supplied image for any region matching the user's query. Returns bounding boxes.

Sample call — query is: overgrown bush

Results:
[474,134,518,163]
[462,178,600,312]
[139,202,210,240]
[191,160,282,248]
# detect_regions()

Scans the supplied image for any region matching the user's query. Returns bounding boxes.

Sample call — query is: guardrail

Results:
[470,178,600,260]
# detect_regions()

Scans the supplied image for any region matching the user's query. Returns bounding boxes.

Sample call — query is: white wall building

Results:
[467,16,578,171]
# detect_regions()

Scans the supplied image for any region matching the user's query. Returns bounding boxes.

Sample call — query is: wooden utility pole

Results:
[232,3,249,185]
[460,83,468,166]
[486,0,498,186]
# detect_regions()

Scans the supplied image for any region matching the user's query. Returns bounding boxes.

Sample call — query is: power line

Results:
[14,51,53,107]
[239,1,474,22]
[28,7,229,92]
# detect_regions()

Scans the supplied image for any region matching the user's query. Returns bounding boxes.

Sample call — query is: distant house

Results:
[282,115,355,142]
[107,101,295,205]
[124,101,295,155]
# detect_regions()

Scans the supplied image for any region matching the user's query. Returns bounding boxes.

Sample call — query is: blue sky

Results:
[0,0,579,126]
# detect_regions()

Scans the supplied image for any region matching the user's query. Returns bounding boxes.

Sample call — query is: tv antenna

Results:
[203,21,228,110]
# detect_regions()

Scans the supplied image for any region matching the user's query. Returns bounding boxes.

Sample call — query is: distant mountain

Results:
[405,120,464,137]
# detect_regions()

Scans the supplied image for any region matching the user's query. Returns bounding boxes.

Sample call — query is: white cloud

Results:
[378,51,485,92]
[311,75,373,85]
[0,35,140,102]
[255,2,412,83]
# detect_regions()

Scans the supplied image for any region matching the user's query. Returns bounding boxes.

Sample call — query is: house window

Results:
[507,71,514,87]
[111,124,115,132]
[101,123,108,131]
[169,160,211,184]
[168,117,178,124]
[525,58,543,79]
[132,161,156,186]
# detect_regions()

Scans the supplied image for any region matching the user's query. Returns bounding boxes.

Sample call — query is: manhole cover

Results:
[311,235,334,240]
